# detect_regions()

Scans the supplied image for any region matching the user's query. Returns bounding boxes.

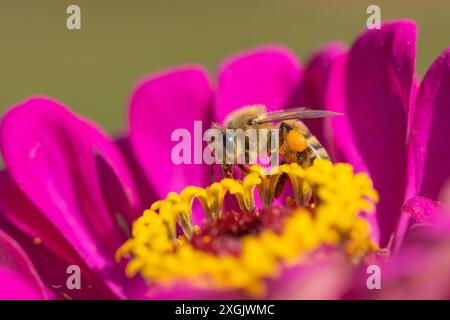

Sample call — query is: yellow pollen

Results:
[116,159,379,296]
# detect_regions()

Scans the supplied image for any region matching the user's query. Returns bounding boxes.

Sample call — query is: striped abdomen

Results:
[302,129,330,165]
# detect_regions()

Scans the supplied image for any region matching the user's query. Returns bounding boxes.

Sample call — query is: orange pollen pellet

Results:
[285,130,307,152]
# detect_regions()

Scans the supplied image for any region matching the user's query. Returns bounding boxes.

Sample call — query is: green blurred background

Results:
[1,0,449,133]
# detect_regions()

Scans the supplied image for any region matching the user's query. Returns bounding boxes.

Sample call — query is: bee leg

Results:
[300,182,313,206]
[274,173,288,199]
[278,121,293,147]
[237,164,250,177]
[221,164,233,179]
[220,165,225,179]
[210,165,216,184]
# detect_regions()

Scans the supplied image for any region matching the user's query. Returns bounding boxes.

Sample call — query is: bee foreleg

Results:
[220,165,225,179]
[221,164,233,179]
[274,173,288,199]
[210,165,216,184]
[237,164,250,176]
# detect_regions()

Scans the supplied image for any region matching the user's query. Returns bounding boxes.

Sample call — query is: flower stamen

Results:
[117,159,379,296]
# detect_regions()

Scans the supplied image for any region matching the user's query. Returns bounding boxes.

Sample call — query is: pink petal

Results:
[215,45,303,123]
[380,245,450,299]
[116,136,158,211]
[0,170,82,266]
[397,49,450,247]
[145,283,239,300]
[0,228,47,299]
[128,66,214,201]
[290,42,347,150]
[439,179,450,212]
[267,257,353,299]
[0,217,119,299]
[408,47,450,200]
[321,49,366,166]
[0,97,132,258]
[358,220,450,299]
[345,20,417,246]
[395,77,421,249]
[0,97,140,297]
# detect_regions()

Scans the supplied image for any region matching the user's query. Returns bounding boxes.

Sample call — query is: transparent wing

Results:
[252,107,343,124]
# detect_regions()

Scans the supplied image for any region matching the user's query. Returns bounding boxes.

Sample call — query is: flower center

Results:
[116,159,379,296]
[189,207,294,256]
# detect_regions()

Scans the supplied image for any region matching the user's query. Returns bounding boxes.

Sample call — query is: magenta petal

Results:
[289,43,367,182]
[0,229,47,299]
[129,66,213,200]
[116,136,158,211]
[322,50,365,166]
[0,170,82,265]
[291,42,347,149]
[0,171,125,299]
[146,283,240,300]
[409,47,450,199]
[288,43,382,241]
[397,49,450,247]
[0,216,120,299]
[346,21,417,246]
[361,218,450,299]
[395,77,421,248]
[267,258,352,299]
[381,247,450,299]
[439,180,450,212]
[215,46,303,123]
[0,97,138,278]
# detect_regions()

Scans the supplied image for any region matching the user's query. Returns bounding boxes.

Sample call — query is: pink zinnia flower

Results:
[1,19,450,299]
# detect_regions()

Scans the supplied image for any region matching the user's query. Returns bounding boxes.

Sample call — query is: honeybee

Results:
[209,104,341,201]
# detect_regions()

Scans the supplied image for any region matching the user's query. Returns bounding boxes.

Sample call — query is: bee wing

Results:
[252,107,343,124]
